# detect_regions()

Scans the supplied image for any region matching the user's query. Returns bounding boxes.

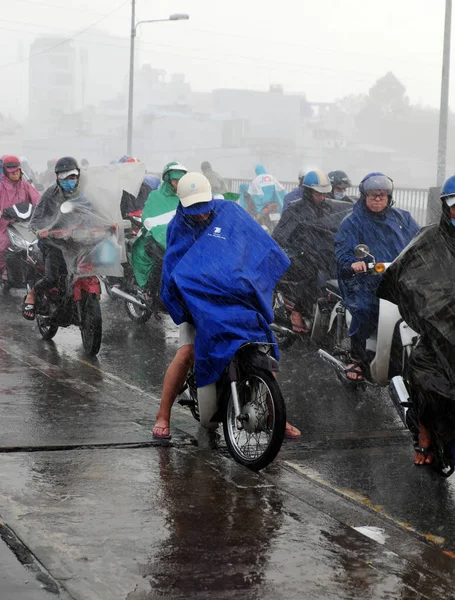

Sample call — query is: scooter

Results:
[316,244,396,387]
[315,245,455,477]
[178,342,286,471]
[102,218,165,324]
[34,201,117,356]
[2,202,37,292]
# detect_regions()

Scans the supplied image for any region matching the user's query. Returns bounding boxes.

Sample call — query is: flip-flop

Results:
[285,424,301,439]
[22,302,36,321]
[344,363,363,382]
[152,425,172,440]
[414,445,433,466]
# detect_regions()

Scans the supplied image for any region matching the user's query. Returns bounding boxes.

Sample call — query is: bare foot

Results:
[414,423,433,465]
[285,422,301,438]
[290,311,309,334]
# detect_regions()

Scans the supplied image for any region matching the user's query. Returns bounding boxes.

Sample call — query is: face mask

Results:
[60,179,78,192]
[334,192,345,201]
[451,218,455,227]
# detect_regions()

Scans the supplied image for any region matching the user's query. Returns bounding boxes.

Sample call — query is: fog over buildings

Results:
[0,0,454,187]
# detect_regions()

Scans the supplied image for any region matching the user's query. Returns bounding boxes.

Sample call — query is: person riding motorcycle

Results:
[201,161,228,195]
[118,157,152,218]
[273,170,352,333]
[22,157,83,320]
[130,161,187,290]
[240,165,286,218]
[152,172,300,440]
[327,170,355,203]
[335,173,420,381]
[0,156,40,282]
[282,167,306,211]
[378,175,455,467]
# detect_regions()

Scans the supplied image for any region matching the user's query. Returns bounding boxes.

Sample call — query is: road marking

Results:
[285,461,446,548]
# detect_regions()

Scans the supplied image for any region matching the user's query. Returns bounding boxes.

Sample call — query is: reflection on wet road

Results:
[0,289,455,598]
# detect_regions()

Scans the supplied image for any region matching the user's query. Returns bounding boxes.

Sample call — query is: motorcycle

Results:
[102,215,165,324]
[34,201,118,356]
[256,201,281,234]
[177,342,286,471]
[317,244,455,477]
[271,267,331,350]
[316,244,394,388]
[2,202,37,292]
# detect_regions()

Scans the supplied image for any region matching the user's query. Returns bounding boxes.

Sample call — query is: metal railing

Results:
[225,178,429,225]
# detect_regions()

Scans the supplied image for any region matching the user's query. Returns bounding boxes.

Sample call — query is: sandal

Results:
[414,445,433,466]
[344,362,364,382]
[152,425,172,440]
[22,300,36,321]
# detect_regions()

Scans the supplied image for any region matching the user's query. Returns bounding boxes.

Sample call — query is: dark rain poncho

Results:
[273,194,353,280]
[161,200,290,387]
[378,213,455,437]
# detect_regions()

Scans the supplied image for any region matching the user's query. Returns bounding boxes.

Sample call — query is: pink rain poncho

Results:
[0,176,40,269]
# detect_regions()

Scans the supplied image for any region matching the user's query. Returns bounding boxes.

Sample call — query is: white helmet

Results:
[298,166,306,180]
[177,172,215,215]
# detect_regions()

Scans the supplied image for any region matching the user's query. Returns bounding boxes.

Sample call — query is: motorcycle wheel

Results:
[36,315,59,340]
[81,294,102,356]
[223,369,286,471]
[124,298,153,324]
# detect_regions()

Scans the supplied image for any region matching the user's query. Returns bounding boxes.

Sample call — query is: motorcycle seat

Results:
[325,279,340,295]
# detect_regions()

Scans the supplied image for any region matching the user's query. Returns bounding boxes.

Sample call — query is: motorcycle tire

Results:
[223,369,286,471]
[124,298,153,324]
[81,293,102,356]
[36,315,59,340]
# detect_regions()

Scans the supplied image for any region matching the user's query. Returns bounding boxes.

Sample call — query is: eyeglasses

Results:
[366,193,388,200]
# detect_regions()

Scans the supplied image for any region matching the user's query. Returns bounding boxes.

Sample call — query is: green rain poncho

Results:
[131,180,179,288]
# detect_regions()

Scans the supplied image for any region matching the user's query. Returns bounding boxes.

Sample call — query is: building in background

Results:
[25,32,129,167]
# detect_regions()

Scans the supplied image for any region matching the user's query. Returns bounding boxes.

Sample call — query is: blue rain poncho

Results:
[240,165,286,215]
[161,200,290,386]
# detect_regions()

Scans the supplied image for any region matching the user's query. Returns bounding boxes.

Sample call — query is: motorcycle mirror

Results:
[354,244,370,259]
[60,201,74,214]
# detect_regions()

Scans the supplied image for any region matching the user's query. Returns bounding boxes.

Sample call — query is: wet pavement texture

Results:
[0,289,455,598]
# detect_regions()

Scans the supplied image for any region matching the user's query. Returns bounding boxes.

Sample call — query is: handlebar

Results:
[49,224,117,241]
[352,261,389,276]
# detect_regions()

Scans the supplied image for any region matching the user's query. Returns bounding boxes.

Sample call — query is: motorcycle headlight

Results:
[7,229,29,250]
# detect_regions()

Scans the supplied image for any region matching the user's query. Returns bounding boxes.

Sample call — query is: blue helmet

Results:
[441,175,455,207]
[303,170,332,194]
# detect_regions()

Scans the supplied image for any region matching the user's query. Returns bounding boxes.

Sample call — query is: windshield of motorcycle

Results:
[48,162,146,279]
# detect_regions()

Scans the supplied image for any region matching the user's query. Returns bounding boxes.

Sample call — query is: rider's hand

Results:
[351,261,367,273]
[38,229,50,238]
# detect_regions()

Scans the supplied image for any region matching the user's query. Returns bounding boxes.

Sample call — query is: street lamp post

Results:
[126,1,189,156]
[437,0,452,186]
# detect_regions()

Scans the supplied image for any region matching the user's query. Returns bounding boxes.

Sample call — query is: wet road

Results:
[1,289,455,599]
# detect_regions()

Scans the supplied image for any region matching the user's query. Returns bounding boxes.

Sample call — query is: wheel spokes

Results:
[228,376,275,461]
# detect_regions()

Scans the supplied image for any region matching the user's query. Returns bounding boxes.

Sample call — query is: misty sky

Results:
[0,0,450,118]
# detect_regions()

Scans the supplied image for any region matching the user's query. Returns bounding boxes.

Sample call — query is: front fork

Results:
[228,358,242,426]
[335,304,346,350]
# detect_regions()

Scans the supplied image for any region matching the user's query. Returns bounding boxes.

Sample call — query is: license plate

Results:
[269,213,280,222]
